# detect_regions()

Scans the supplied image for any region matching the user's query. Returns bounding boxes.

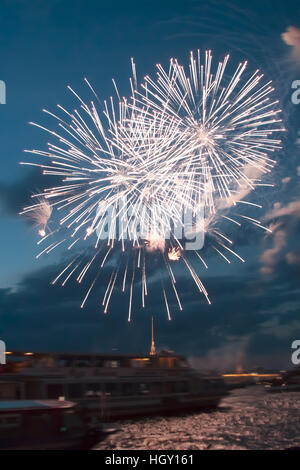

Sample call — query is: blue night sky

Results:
[0,0,300,371]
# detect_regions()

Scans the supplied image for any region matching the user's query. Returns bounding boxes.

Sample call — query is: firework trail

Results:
[20,51,284,320]
[20,196,52,237]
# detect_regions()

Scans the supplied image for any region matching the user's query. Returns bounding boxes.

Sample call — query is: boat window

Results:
[0,414,21,439]
[85,384,104,397]
[164,382,176,394]
[130,358,150,368]
[150,382,162,394]
[36,357,55,368]
[105,360,119,368]
[68,383,84,398]
[94,360,104,367]
[158,357,176,368]
[178,381,189,393]
[121,382,134,395]
[74,360,90,367]
[104,383,119,396]
[138,383,149,395]
[57,359,69,367]
[47,383,64,399]
[85,383,102,396]
[0,414,21,429]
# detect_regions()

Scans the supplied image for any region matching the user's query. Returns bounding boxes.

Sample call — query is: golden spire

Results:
[150,316,156,356]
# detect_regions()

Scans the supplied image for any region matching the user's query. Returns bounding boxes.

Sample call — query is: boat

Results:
[265,368,300,393]
[0,352,227,420]
[0,320,228,419]
[0,399,108,450]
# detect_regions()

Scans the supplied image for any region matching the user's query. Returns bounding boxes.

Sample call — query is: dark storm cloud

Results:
[0,246,299,371]
[0,258,127,352]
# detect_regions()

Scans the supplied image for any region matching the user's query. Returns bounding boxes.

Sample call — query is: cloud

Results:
[286,250,300,266]
[260,227,287,276]
[259,299,300,316]
[220,163,266,209]
[259,317,300,340]
[282,26,300,64]
[282,177,291,185]
[259,196,300,276]
[264,200,300,220]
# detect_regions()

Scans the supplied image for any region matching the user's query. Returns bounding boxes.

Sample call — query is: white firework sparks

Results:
[129,50,284,213]
[20,51,284,320]
[20,196,52,237]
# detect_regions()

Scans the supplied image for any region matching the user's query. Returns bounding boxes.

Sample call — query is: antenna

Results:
[150,316,156,356]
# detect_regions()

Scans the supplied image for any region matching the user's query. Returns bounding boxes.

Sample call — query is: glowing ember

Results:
[168,247,181,261]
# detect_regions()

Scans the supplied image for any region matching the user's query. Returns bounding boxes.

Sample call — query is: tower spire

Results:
[150,316,156,356]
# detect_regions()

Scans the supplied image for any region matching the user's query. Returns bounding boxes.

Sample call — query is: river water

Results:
[94,386,300,450]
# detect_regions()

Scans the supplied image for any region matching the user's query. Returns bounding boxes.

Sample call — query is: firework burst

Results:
[130,50,284,213]
[20,51,284,320]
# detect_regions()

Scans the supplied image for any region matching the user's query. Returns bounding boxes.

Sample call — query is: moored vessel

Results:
[0,319,228,419]
[0,350,227,420]
[265,368,300,393]
[0,399,107,449]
